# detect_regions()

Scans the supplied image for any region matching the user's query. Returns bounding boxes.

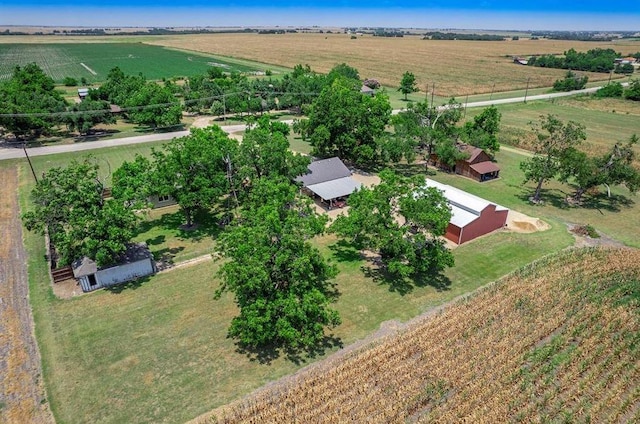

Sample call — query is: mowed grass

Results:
[10,93,639,423]
[147,33,640,95]
[0,43,261,83]
[11,144,575,423]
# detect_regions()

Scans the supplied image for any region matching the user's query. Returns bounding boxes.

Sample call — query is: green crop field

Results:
[0,43,262,83]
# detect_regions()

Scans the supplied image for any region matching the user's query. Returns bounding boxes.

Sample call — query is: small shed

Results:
[72,243,156,292]
[148,194,177,209]
[425,179,508,244]
[77,88,89,100]
[360,85,375,96]
[296,157,362,208]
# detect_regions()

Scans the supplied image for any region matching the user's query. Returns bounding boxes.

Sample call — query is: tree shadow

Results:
[391,162,436,178]
[328,239,364,262]
[105,275,152,294]
[233,334,344,365]
[134,208,223,243]
[362,265,452,296]
[518,187,635,213]
[73,129,121,143]
[154,246,185,267]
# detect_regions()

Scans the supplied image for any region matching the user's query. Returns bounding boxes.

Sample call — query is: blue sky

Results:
[1,1,639,31]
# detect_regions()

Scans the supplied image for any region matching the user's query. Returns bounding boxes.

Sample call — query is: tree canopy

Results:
[332,170,453,281]
[216,177,340,352]
[302,76,392,166]
[22,158,138,266]
[398,71,418,100]
[460,105,501,155]
[560,134,640,201]
[0,63,67,138]
[151,126,237,227]
[519,115,586,203]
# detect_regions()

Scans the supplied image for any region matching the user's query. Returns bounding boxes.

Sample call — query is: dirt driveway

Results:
[0,166,53,423]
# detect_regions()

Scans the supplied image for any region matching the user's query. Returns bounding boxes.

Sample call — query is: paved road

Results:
[0,84,619,161]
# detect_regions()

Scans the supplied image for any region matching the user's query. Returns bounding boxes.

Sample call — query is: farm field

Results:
[0,43,263,83]
[466,96,640,158]
[146,33,640,95]
[197,247,640,423]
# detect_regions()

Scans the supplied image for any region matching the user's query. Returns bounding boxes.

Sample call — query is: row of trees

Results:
[520,115,640,204]
[528,48,626,73]
[294,64,501,167]
[595,79,640,101]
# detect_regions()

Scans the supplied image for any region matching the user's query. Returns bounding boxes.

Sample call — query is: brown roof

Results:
[470,162,500,174]
[459,144,484,163]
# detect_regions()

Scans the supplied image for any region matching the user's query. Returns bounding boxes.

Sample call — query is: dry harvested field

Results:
[147,33,640,95]
[194,247,640,423]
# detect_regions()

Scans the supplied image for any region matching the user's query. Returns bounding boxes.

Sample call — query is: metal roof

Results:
[470,161,500,174]
[71,243,153,277]
[296,157,353,186]
[424,179,508,227]
[306,177,362,201]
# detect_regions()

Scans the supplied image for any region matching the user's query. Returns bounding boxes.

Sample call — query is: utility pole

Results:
[489,83,495,101]
[524,77,531,104]
[430,82,435,109]
[23,141,38,183]
[463,93,469,118]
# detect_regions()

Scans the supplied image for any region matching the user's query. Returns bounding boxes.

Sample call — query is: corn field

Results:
[193,247,640,423]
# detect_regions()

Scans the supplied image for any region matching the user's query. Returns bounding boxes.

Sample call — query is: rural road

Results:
[0,84,619,161]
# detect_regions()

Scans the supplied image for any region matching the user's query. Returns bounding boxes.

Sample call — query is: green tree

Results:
[326,63,360,84]
[595,82,624,98]
[461,106,501,155]
[0,63,67,138]
[519,115,586,203]
[398,71,418,100]
[216,177,340,352]
[560,135,640,202]
[22,158,138,266]
[302,76,392,166]
[152,126,237,227]
[111,154,153,209]
[65,99,115,135]
[624,79,640,101]
[552,71,588,92]
[125,82,182,128]
[238,116,310,183]
[62,76,78,86]
[332,170,453,281]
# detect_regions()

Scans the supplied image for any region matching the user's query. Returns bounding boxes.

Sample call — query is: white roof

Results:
[306,177,362,201]
[424,179,508,227]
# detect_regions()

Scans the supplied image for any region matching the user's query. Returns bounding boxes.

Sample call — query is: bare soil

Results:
[0,166,54,423]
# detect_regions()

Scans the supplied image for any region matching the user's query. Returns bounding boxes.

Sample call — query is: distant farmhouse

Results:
[72,243,156,292]
[425,179,508,244]
[296,157,362,209]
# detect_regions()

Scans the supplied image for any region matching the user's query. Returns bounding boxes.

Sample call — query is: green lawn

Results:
[11,93,640,423]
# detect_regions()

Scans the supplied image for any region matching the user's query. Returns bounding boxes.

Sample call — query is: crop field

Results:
[196,247,640,423]
[147,33,640,95]
[0,43,262,83]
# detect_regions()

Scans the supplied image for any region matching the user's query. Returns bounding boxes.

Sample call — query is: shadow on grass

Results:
[328,239,364,262]
[73,129,121,143]
[105,275,152,294]
[135,208,223,243]
[518,187,635,213]
[362,266,451,296]
[234,334,344,365]
[391,163,436,178]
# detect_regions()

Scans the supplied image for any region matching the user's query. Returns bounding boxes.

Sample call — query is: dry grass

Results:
[145,33,640,95]
[193,247,640,423]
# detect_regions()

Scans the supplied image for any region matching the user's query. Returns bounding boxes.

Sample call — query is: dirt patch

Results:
[0,166,54,423]
[51,277,84,299]
[567,223,626,248]
[506,210,550,233]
